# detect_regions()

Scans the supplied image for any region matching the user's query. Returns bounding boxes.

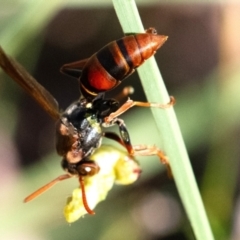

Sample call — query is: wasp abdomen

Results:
[79,29,168,99]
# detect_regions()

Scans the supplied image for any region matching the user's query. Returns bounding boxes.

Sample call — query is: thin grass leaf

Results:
[112,0,214,239]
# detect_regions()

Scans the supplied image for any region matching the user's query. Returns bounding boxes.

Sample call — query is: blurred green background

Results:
[0,1,240,239]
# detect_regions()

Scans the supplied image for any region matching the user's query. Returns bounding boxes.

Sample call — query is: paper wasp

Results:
[0,28,174,216]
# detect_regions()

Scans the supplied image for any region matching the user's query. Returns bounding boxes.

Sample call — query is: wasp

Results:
[0,28,175,216]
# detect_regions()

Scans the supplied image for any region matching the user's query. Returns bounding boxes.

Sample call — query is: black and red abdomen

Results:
[80,31,167,99]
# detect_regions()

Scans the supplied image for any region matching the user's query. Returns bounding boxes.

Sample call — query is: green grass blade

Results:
[112,0,214,239]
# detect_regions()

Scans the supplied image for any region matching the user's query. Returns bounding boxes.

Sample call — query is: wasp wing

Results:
[60,58,89,79]
[0,47,60,120]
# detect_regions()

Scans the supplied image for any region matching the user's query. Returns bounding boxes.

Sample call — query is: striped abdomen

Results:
[79,30,167,99]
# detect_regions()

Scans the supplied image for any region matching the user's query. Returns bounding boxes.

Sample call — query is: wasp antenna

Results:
[24,174,71,203]
[79,176,95,215]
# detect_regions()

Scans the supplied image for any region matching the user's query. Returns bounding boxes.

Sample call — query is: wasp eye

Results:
[77,161,100,177]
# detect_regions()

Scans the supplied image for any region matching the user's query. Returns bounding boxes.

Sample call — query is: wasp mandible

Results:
[0,28,174,216]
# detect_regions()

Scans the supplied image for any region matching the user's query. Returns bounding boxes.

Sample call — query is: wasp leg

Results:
[112,118,134,155]
[114,86,134,102]
[103,131,135,156]
[60,58,89,79]
[103,119,134,155]
[104,132,172,177]
[132,145,172,177]
[24,174,71,202]
[104,96,175,123]
[103,132,125,147]
[145,27,158,34]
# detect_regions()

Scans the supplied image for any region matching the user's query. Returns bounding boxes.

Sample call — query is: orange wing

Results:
[0,46,60,120]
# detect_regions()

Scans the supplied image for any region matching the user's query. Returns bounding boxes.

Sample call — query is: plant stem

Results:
[112,0,214,239]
